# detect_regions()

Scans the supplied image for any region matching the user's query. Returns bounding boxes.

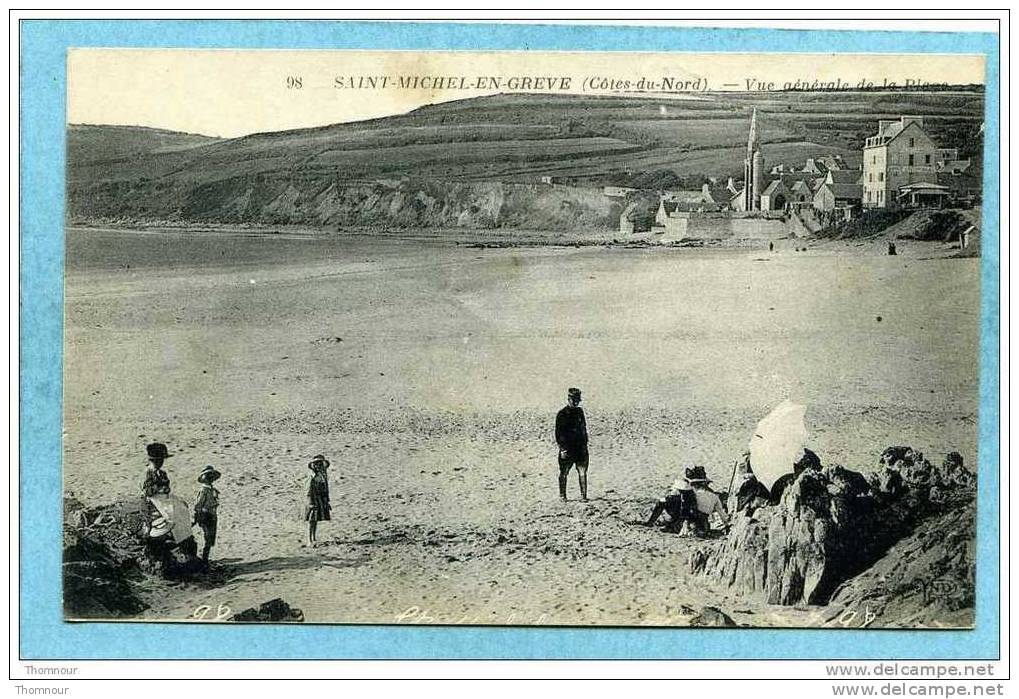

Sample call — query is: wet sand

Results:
[63,227,981,626]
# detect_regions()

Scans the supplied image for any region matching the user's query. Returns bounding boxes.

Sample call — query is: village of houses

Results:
[609,110,981,246]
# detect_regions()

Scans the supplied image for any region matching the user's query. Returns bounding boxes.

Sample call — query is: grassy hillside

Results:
[66,90,985,230]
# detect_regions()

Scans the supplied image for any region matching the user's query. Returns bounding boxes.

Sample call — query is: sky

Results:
[67,49,986,138]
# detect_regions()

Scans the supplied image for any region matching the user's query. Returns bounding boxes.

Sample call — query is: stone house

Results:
[862,116,961,209]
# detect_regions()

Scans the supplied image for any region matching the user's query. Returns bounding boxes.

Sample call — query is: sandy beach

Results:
[63,227,981,626]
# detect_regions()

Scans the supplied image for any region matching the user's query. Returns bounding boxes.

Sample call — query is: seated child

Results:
[645,466,729,535]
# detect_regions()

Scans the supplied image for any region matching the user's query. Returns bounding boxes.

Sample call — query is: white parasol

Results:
[747,400,808,490]
[147,493,194,543]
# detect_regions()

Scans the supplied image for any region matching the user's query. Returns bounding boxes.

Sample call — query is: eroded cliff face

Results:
[68,176,623,232]
[688,448,976,617]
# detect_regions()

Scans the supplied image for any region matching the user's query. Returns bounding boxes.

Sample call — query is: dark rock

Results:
[689,606,737,627]
[63,558,149,618]
[825,500,976,628]
[880,446,916,467]
[870,467,906,499]
[231,598,305,622]
[63,499,150,618]
[689,447,975,611]
[62,496,217,618]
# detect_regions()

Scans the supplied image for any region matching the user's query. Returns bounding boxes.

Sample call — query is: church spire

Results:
[743,108,763,211]
[747,107,759,155]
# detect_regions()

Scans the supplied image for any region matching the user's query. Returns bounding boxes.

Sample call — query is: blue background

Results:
[19,20,1000,660]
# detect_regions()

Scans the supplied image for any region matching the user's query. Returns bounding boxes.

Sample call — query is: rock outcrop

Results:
[63,496,207,618]
[688,448,975,610]
[823,500,975,628]
[63,498,149,618]
[689,606,737,627]
[230,598,305,623]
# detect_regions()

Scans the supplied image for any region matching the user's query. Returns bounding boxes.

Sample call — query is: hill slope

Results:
[66,91,985,231]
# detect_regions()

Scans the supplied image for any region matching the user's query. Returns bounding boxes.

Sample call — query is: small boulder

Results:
[689,606,737,627]
[231,598,305,622]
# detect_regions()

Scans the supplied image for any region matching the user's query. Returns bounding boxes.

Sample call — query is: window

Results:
[908,154,915,166]
[879,172,884,182]
[925,154,931,165]
[909,138,915,147]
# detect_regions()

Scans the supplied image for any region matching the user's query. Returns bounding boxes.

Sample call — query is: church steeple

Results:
[747,107,759,156]
[743,108,764,211]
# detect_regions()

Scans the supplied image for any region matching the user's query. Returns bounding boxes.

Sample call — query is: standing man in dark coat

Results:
[555,387,589,501]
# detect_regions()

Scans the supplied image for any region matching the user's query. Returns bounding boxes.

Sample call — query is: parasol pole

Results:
[725,451,742,511]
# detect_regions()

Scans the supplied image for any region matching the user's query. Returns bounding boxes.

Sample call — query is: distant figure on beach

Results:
[768,241,774,252]
[731,451,770,514]
[768,447,822,506]
[888,241,897,256]
[142,442,172,498]
[644,466,729,535]
[555,387,589,501]
[305,455,331,545]
[193,465,221,564]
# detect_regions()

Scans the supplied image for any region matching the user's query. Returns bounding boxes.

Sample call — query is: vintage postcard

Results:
[61,46,987,630]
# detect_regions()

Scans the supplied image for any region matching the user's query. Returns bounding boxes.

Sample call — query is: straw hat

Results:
[308,454,330,471]
[197,465,221,484]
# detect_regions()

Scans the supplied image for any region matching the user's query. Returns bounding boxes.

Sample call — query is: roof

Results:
[663,190,707,204]
[818,155,848,170]
[828,183,863,200]
[877,120,906,140]
[801,158,828,174]
[704,186,732,204]
[761,178,795,197]
[938,159,972,174]
[778,174,811,189]
[676,201,725,213]
[937,170,981,190]
[869,117,927,149]
[828,169,862,185]
[898,182,948,191]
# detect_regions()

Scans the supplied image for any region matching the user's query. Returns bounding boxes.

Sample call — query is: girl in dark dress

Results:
[305,455,331,545]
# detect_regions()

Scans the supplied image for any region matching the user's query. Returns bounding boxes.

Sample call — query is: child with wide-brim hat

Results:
[193,465,221,564]
[305,455,331,545]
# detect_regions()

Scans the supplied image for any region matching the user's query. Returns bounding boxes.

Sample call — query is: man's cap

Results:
[567,387,582,398]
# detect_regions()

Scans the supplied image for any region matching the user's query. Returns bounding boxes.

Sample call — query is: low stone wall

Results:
[660,212,790,242]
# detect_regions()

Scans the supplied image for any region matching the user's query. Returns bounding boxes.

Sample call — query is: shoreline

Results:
[65,221,976,258]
